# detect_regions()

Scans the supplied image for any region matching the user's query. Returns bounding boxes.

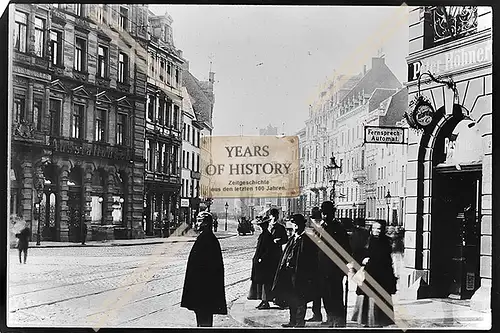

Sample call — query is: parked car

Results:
[237,217,254,236]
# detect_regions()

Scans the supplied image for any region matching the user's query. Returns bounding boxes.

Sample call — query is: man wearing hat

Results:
[248,217,275,309]
[318,201,351,327]
[272,214,319,327]
[305,206,323,323]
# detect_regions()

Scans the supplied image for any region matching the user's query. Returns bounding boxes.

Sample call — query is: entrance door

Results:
[40,189,58,240]
[68,190,83,242]
[431,168,481,299]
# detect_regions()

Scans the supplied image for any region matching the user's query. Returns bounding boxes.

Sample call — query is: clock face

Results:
[415,104,434,126]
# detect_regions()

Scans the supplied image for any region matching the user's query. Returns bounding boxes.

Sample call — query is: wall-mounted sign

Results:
[404,95,437,131]
[200,136,299,198]
[364,126,406,144]
[181,199,190,208]
[408,39,492,82]
[50,137,132,160]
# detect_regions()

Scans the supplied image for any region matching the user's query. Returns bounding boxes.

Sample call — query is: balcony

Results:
[145,170,181,185]
[49,136,133,161]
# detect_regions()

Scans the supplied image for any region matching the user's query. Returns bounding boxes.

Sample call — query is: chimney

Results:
[363,65,367,75]
[209,71,215,84]
[372,57,385,69]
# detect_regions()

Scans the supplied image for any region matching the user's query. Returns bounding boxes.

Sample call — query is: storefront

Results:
[404,7,491,312]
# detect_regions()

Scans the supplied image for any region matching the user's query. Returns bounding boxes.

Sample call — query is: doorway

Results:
[431,167,481,299]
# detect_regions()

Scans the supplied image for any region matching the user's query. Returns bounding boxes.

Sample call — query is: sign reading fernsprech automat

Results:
[364,126,405,144]
[200,136,299,198]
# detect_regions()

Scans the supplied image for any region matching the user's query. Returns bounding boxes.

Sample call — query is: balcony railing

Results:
[49,136,133,161]
[426,6,478,47]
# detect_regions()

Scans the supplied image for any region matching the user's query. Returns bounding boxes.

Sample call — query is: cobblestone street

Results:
[8,219,257,328]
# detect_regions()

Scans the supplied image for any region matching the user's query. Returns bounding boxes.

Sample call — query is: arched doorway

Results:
[68,166,84,242]
[423,105,483,299]
[40,164,59,241]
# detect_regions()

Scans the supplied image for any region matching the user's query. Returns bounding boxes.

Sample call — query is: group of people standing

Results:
[248,201,397,328]
[180,202,397,328]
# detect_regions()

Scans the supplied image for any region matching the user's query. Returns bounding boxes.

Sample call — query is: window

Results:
[173,105,179,129]
[97,46,108,78]
[175,68,180,86]
[163,148,169,174]
[172,146,179,174]
[49,99,61,136]
[119,6,128,31]
[74,4,82,16]
[95,109,106,141]
[148,139,155,171]
[72,104,84,139]
[74,38,86,72]
[158,100,165,125]
[33,99,42,130]
[192,151,195,171]
[167,62,171,84]
[166,100,172,127]
[116,113,126,145]
[197,154,200,172]
[147,94,155,121]
[33,17,46,57]
[182,150,185,168]
[187,125,190,144]
[14,96,25,123]
[183,123,187,140]
[157,143,163,172]
[186,151,190,170]
[50,30,62,66]
[118,52,128,83]
[14,11,28,53]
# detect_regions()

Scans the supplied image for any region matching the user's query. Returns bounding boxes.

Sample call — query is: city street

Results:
[8,218,257,328]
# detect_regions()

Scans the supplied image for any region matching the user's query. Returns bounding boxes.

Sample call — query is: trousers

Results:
[195,311,213,327]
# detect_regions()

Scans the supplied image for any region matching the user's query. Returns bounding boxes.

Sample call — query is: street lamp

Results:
[324,154,342,215]
[224,202,229,231]
[385,190,392,225]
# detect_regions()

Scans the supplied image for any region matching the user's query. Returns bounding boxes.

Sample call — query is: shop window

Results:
[50,30,63,66]
[74,38,86,72]
[97,46,108,78]
[14,96,25,123]
[72,104,85,139]
[34,17,45,58]
[14,11,27,53]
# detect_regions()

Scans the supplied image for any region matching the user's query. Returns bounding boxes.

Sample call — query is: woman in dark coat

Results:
[248,218,275,309]
[351,221,397,327]
[181,212,227,327]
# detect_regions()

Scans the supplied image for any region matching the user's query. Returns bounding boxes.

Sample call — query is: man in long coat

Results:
[318,201,351,327]
[272,214,319,327]
[268,208,288,308]
[181,212,227,327]
[306,207,323,322]
[15,226,30,264]
[248,218,275,309]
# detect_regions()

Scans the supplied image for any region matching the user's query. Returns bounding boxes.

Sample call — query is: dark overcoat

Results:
[15,227,30,250]
[180,229,227,314]
[318,220,351,281]
[356,235,397,296]
[250,228,276,284]
[272,232,319,303]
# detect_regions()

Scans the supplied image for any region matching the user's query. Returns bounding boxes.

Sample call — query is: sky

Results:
[150,5,412,136]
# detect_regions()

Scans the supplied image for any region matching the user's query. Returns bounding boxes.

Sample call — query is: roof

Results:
[369,88,399,112]
[379,88,409,126]
[181,86,196,119]
[182,71,214,128]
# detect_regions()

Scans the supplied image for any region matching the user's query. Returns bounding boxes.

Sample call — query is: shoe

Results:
[306,316,323,322]
[320,321,333,326]
[255,302,265,309]
[281,323,296,328]
[257,302,270,310]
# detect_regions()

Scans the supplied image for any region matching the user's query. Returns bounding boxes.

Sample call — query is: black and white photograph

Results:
[5,3,493,330]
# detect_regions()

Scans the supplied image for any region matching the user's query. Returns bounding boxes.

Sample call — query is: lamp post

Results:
[324,154,341,215]
[225,202,229,231]
[385,190,391,225]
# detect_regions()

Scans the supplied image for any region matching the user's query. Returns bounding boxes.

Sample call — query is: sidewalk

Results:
[230,280,491,329]
[23,230,237,248]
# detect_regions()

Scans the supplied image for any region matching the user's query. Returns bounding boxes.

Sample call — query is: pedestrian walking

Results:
[351,220,397,327]
[268,208,288,308]
[15,226,30,264]
[318,201,351,327]
[181,212,227,327]
[271,214,319,327]
[248,217,275,309]
[305,206,323,323]
[81,222,87,245]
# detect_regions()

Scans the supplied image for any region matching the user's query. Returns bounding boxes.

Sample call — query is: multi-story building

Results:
[180,86,201,227]
[364,88,408,225]
[403,6,491,311]
[142,10,183,236]
[9,4,147,242]
[182,61,215,213]
[288,127,306,217]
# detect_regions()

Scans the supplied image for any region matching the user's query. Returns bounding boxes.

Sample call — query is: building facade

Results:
[142,10,183,236]
[180,86,201,227]
[403,6,491,311]
[10,4,147,241]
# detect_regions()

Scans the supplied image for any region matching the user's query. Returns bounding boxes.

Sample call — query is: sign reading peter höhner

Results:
[364,126,405,144]
[200,136,299,198]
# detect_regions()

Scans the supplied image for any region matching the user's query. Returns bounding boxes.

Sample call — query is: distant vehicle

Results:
[237,217,254,236]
